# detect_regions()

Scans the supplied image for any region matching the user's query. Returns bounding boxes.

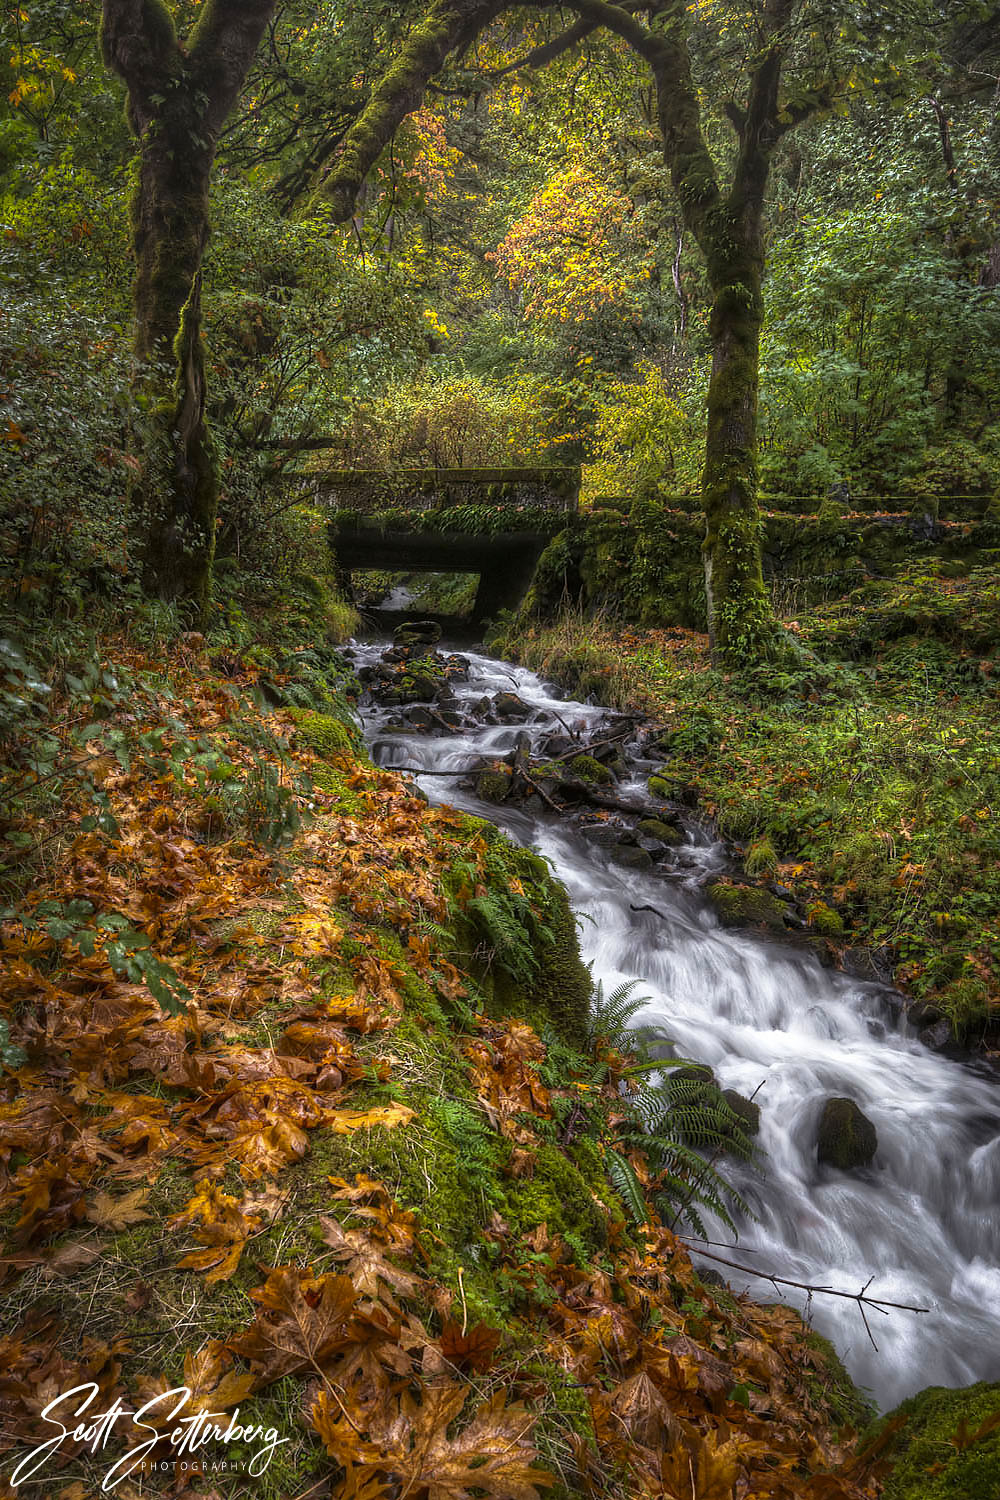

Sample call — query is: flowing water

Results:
[352,639,1000,1410]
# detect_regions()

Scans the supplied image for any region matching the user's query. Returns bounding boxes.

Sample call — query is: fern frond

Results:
[606,1149,651,1227]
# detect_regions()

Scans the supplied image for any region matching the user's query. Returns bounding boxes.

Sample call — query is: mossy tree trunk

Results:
[643,0,801,662]
[101,0,276,617]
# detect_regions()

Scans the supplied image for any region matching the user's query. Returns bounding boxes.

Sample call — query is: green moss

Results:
[808,901,846,938]
[289,706,362,760]
[744,837,778,878]
[875,1381,1000,1500]
[707,880,791,931]
[476,767,513,803]
[504,1142,610,1259]
[804,1330,876,1431]
[637,817,683,845]
[567,754,615,785]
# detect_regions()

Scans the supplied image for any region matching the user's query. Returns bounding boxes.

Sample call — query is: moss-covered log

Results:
[101,0,277,616]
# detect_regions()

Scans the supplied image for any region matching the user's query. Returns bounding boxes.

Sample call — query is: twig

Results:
[683,1244,929,1350]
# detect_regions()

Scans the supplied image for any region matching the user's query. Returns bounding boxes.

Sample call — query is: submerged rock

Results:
[613,844,653,870]
[816,1097,878,1169]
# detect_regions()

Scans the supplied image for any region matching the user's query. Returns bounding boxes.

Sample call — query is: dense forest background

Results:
[3,0,998,634]
[3,5,1000,1498]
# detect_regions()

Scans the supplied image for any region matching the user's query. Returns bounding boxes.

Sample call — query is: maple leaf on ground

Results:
[437,1320,501,1374]
[86,1187,152,1230]
[328,1174,419,1252]
[327,1103,416,1133]
[657,1426,747,1500]
[227,1266,357,1384]
[318,1214,422,1300]
[136,1342,254,1425]
[330,1385,553,1500]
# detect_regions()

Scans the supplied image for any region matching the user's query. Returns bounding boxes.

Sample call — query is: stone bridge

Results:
[313,467,580,623]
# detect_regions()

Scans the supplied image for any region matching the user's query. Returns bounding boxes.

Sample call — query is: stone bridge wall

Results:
[311,466,580,513]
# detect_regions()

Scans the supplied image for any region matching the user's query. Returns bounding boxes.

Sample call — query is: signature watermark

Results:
[10,1383,290,1491]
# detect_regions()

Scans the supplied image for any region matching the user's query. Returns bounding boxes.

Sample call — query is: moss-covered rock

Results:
[567,753,615,785]
[707,880,792,932]
[612,843,653,870]
[875,1381,1000,1500]
[289,706,362,760]
[816,1097,878,1170]
[476,767,513,803]
[722,1088,761,1136]
[637,817,683,846]
[808,900,846,938]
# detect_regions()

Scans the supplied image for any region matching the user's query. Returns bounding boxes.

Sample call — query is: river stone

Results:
[919,1019,955,1052]
[580,823,620,846]
[397,671,442,703]
[707,880,792,932]
[816,1097,878,1170]
[723,1089,761,1136]
[475,768,512,804]
[613,843,653,870]
[541,733,575,758]
[637,817,683,848]
[393,620,441,651]
[493,691,532,722]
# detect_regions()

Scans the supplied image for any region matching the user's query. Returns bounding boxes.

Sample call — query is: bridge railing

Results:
[302,466,581,514]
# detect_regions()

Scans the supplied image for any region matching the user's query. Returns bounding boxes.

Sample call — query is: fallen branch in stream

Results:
[682,1241,930,1350]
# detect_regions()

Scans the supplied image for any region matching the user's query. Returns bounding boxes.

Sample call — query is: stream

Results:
[350,634,1000,1411]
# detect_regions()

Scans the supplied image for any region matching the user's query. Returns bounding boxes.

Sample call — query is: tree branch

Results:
[316,0,501,223]
[686,1243,929,1351]
[488,18,597,77]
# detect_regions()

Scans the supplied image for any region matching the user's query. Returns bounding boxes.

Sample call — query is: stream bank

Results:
[349,620,1000,1415]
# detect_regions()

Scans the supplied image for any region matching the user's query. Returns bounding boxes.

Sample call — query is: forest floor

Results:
[494,559,1000,1046]
[1,613,905,1499]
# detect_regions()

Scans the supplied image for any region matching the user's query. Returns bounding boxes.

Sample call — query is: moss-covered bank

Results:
[493,560,1000,1046]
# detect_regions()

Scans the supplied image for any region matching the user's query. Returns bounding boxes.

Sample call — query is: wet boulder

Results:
[637,817,683,850]
[393,620,442,654]
[613,843,653,871]
[541,733,575,759]
[816,1097,877,1170]
[493,691,532,722]
[723,1089,761,1137]
[475,767,513,803]
[580,823,620,846]
[565,753,616,786]
[707,880,793,933]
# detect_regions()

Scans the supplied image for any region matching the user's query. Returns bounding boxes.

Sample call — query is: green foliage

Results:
[875,1382,1000,1500]
[339,372,550,470]
[578,981,754,1238]
[1,898,192,1016]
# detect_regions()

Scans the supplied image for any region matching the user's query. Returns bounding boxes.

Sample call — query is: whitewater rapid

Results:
[354,642,1000,1409]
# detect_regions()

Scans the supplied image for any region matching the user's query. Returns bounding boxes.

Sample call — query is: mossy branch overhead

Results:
[316,0,504,224]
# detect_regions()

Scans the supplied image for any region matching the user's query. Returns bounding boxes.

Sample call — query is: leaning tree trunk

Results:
[102,0,277,619]
[700,240,774,662]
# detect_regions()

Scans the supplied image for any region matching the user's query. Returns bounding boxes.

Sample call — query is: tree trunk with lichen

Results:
[700,226,774,662]
[101,0,276,618]
[130,120,216,612]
